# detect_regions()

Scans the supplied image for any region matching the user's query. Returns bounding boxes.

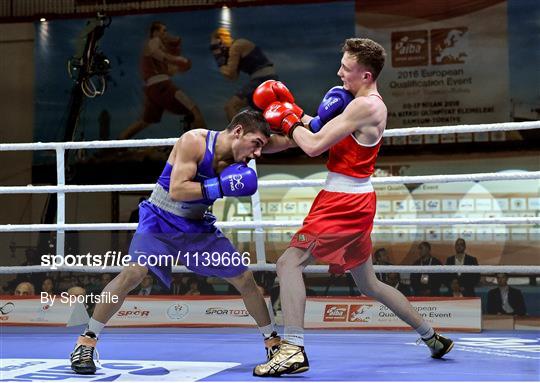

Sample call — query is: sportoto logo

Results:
[205,307,249,317]
[230,174,245,191]
[0,359,239,381]
[116,306,150,318]
[167,303,189,320]
[323,304,348,322]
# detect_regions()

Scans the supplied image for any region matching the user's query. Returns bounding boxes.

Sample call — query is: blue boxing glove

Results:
[309,86,354,133]
[202,163,258,200]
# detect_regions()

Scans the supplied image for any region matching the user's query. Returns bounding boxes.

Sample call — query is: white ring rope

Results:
[0,217,538,232]
[0,121,538,151]
[0,171,538,194]
[0,265,538,274]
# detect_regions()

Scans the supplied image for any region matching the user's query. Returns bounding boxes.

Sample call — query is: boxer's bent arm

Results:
[148,38,179,64]
[291,97,380,157]
[262,134,297,154]
[219,39,252,80]
[169,133,206,201]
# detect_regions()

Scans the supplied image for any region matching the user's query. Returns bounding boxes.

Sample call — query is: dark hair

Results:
[149,21,165,38]
[342,38,386,80]
[419,241,431,250]
[226,109,271,138]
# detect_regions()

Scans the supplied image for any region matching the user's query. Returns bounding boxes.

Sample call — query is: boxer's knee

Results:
[226,270,256,294]
[117,265,148,291]
[276,247,308,277]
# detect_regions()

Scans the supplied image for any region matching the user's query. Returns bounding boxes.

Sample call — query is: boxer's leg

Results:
[253,247,312,377]
[349,257,453,358]
[71,264,148,374]
[225,270,280,359]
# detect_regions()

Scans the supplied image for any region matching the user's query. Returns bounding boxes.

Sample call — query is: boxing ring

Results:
[1,121,539,381]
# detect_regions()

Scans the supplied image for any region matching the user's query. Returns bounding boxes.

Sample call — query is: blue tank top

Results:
[238,45,273,75]
[157,130,219,206]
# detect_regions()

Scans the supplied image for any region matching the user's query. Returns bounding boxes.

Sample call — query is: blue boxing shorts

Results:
[128,201,247,288]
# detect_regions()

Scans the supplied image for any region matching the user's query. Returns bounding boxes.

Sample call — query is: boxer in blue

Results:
[71,110,288,374]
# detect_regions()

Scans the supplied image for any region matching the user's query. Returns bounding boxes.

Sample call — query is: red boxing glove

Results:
[263,102,303,138]
[281,101,304,118]
[252,80,295,110]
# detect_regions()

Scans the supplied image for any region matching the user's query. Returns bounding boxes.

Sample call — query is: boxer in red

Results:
[252,38,454,377]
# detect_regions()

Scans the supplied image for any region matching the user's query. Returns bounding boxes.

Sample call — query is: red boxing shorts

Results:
[290,189,376,274]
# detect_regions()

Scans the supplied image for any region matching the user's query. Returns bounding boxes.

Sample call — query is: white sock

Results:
[258,323,276,338]
[86,318,105,337]
[284,326,304,347]
[415,322,435,340]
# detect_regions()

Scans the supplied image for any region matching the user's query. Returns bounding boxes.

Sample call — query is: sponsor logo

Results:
[0,358,239,381]
[391,30,429,67]
[116,306,150,318]
[323,304,348,322]
[431,27,468,65]
[0,301,15,314]
[205,307,249,317]
[348,304,373,322]
[167,303,189,320]
[230,174,245,191]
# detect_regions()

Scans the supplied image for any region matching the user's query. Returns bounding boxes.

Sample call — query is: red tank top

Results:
[140,54,168,81]
[326,94,384,178]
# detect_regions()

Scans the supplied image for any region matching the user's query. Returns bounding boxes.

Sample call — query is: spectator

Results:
[410,242,443,296]
[184,277,201,296]
[170,274,185,295]
[445,238,480,296]
[67,286,86,298]
[373,247,392,283]
[136,275,160,296]
[14,282,35,296]
[487,273,526,316]
[447,278,464,298]
[385,272,412,297]
[41,278,55,295]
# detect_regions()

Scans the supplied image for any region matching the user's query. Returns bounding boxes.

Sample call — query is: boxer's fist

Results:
[210,40,229,67]
[282,102,304,118]
[309,86,354,133]
[263,102,303,138]
[252,80,295,110]
[202,163,258,200]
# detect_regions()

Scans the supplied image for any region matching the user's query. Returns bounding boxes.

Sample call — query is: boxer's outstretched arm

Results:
[262,133,297,154]
[169,132,206,201]
[292,97,382,157]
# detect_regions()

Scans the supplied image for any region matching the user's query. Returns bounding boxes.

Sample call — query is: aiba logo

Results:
[391,30,429,67]
[323,304,348,322]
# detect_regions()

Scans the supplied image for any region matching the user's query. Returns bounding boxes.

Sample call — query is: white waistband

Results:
[323,171,373,194]
[250,65,275,79]
[149,184,209,220]
[146,74,169,86]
